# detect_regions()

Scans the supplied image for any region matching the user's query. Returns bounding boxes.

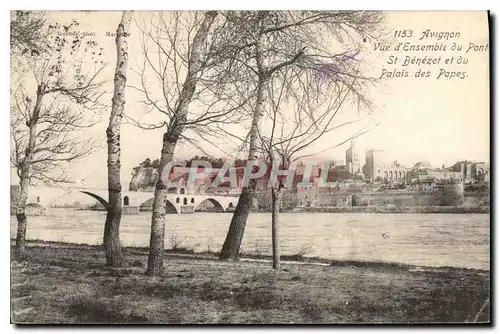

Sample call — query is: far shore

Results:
[280,205,490,214]
[35,205,491,215]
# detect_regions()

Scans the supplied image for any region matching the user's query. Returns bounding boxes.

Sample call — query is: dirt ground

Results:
[10,242,490,324]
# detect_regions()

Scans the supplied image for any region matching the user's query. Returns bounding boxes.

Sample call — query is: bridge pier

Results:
[123,206,139,215]
[179,205,195,214]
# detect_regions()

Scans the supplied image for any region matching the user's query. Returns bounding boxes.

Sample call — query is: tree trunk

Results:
[15,173,30,260]
[146,11,217,276]
[219,74,267,260]
[104,11,133,267]
[271,186,281,270]
[146,137,175,276]
[15,86,43,260]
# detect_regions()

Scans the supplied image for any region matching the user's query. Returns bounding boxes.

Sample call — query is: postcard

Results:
[10,10,490,324]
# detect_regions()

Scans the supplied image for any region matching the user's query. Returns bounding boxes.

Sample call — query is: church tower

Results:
[345,140,360,176]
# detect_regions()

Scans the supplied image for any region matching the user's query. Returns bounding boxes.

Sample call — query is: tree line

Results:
[138,155,249,169]
[11,10,384,274]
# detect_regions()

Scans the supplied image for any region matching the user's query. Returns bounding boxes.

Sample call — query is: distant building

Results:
[450,160,490,184]
[383,160,408,185]
[345,140,361,176]
[329,159,344,169]
[364,148,386,181]
[295,162,321,179]
[408,180,436,192]
[404,161,482,186]
[363,149,408,184]
[326,165,349,183]
[413,161,432,170]
[425,169,462,182]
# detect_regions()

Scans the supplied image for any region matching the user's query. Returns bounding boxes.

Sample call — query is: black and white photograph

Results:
[9,9,491,324]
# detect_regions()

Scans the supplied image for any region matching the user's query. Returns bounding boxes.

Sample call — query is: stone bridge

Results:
[20,186,241,214]
[80,190,239,214]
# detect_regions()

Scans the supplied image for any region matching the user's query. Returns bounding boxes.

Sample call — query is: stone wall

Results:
[312,189,487,208]
[256,187,488,209]
[464,191,490,207]
[318,192,445,207]
[442,183,464,206]
[315,193,351,207]
[255,190,300,211]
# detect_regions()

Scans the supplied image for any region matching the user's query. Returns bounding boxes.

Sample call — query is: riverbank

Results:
[11,241,490,324]
[282,205,490,214]
[10,203,47,216]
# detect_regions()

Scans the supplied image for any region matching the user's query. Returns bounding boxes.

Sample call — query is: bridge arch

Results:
[196,198,225,212]
[165,200,178,213]
[139,197,178,214]
[80,191,109,210]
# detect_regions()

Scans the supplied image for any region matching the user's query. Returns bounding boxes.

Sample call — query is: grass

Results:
[10,242,490,324]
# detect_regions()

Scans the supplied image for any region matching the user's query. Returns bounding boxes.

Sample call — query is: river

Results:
[10,209,490,270]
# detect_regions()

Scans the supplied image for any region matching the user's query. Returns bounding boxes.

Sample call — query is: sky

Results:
[10,11,490,188]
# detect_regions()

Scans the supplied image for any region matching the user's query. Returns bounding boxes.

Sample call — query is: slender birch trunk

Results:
[15,171,30,260]
[15,85,43,260]
[219,73,268,260]
[146,136,175,276]
[146,11,217,276]
[104,11,133,267]
[271,186,281,270]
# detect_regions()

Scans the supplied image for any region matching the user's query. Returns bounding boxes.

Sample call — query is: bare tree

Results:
[10,10,46,55]
[258,65,378,270]
[216,11,384,260]
[132,11,259,276]
[131,11,231,276]
[10,14,105,259]
[103,11,133,267]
